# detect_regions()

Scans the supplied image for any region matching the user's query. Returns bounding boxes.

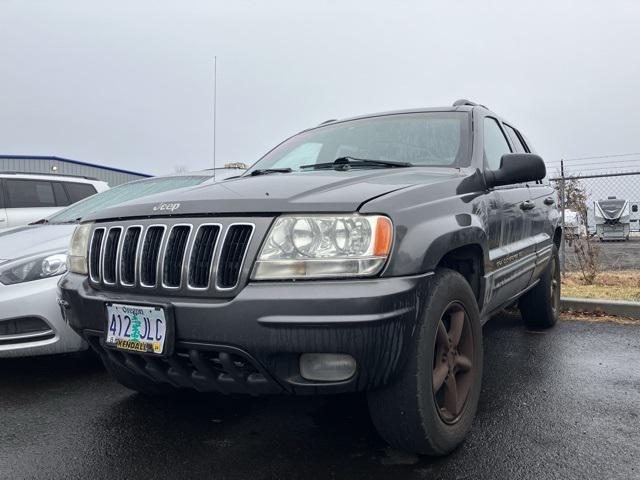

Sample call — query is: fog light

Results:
[299,353,357,382]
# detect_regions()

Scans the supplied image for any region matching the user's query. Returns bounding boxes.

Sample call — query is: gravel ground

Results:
[564,237,640,270]
[0,313,639,480]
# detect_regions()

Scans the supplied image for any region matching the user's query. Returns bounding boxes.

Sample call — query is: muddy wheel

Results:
[519,245,560,329]
[367,268,483,456]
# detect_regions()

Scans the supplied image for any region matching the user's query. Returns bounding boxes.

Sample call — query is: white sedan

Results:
[0,168,243,357]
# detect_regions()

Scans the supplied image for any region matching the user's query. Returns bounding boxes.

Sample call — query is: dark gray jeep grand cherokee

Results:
[60,100,561,456]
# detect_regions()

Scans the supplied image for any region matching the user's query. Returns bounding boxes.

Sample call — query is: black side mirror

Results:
[486,153,546,187]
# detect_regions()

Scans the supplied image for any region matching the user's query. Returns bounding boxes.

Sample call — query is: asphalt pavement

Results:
[1,314,639,480]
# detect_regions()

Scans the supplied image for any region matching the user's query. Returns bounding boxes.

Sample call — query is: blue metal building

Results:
[0,155,151,186]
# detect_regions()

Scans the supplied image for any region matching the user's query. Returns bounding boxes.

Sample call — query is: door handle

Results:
[520,200,535,211]
[543,197,555,206]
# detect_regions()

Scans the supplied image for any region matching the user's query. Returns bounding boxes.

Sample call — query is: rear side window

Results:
[64,182,98,203]
[503,124,529,153]
[483,118,512,170]
[5,179,57,208]
[52,183,70,206]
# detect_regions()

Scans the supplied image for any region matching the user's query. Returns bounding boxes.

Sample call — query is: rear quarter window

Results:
[483,117,512,170]
[64,182,98,203]
[5,179,57,208]
[503,124,529,153]
[52,182,70,206]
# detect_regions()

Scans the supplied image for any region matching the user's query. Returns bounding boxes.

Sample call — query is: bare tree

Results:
[173,165,188,174]
[556,177,600,284]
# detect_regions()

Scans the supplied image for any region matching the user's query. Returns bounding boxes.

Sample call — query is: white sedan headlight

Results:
[67,223,93,275]
[252,214,393,280]
[0,253,68,285]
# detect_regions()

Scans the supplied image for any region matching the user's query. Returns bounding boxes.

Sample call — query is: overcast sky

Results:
[2,0,640,177]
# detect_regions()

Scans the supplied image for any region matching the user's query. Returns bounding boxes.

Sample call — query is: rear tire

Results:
[102,356,180,396]
[519,245,560,329]
[367,268,483,456]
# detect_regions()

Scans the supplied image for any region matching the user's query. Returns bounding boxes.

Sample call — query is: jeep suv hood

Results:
[85,169,462,221]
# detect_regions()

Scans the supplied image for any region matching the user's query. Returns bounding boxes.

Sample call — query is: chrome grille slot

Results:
[188,224,221,289]
[120,226,142,286]
[89,228,105,282]
[217,224,254,289]
[140,226,165,287]
[102,228,122,285]
[162,225,191,288]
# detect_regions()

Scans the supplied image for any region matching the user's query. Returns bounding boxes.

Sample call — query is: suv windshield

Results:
[248,112,470,173]
[46,176,212,224]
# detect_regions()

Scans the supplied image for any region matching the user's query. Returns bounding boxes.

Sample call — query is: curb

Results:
[561,297,640,319]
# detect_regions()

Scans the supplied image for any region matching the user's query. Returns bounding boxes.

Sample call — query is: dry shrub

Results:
[571,236,600,284]
[563,269,640,287]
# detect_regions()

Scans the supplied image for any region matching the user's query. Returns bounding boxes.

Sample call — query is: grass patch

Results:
[560,311,640,325]
[562,270,640,302]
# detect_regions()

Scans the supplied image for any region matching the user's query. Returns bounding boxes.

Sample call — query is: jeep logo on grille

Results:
[153,203,181,212]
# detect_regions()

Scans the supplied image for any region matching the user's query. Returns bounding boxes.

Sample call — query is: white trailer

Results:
[563,209,586,238]
[630,202,640,232]
[594,197,630,241]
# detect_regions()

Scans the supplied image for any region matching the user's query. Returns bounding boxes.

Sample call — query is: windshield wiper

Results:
[300,156,412,171]
[30,218,49,225]
[249,168,293,176]
[49,217,83,225]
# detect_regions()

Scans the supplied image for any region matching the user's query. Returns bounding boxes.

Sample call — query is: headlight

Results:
[0,253,68,285]
[252,214,393,280]
[67,223,93,275]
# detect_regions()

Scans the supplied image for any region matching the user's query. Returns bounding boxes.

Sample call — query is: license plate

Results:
[105,303,167,355]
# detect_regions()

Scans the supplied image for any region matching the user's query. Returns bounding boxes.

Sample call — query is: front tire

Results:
[367,268,483,456]
[519,245,560,329]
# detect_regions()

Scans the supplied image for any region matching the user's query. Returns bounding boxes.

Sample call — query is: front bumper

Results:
[0,276,86,358]
[59,272,433,395]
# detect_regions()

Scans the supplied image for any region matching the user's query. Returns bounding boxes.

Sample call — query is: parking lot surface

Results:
[1,313,638,480]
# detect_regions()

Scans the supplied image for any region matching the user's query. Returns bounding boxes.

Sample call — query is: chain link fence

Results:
[550,170,640,274]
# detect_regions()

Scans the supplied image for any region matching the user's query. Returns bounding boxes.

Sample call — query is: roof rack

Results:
[319,119,338,125]
[452,99,489,109]
[0,171,100,181]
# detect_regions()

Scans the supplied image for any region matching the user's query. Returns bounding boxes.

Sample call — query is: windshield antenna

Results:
[213,56,217,182]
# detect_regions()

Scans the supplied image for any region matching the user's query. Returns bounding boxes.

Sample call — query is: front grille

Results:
[120,227,142,285]
[89,228,105,282]
[188,224,221,289]
[88,220,256,295]
[103,228,122,284]
[140,226,165,287]
[162,225,191,288]
[218,224,253,289]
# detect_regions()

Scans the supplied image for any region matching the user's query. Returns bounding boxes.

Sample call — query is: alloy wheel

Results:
[432,302,474,424]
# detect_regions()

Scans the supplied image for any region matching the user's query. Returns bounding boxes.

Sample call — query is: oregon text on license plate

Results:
[105,303,167,354]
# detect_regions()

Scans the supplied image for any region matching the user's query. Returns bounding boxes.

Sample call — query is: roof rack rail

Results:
[319,119,338,125]
[0,171,100,181]
[452,99,489,109]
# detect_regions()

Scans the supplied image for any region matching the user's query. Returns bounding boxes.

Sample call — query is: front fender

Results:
[382,213,489,277]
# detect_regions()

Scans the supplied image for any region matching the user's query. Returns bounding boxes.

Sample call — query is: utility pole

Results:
[213,56,217,181]
[560,159,566,272]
